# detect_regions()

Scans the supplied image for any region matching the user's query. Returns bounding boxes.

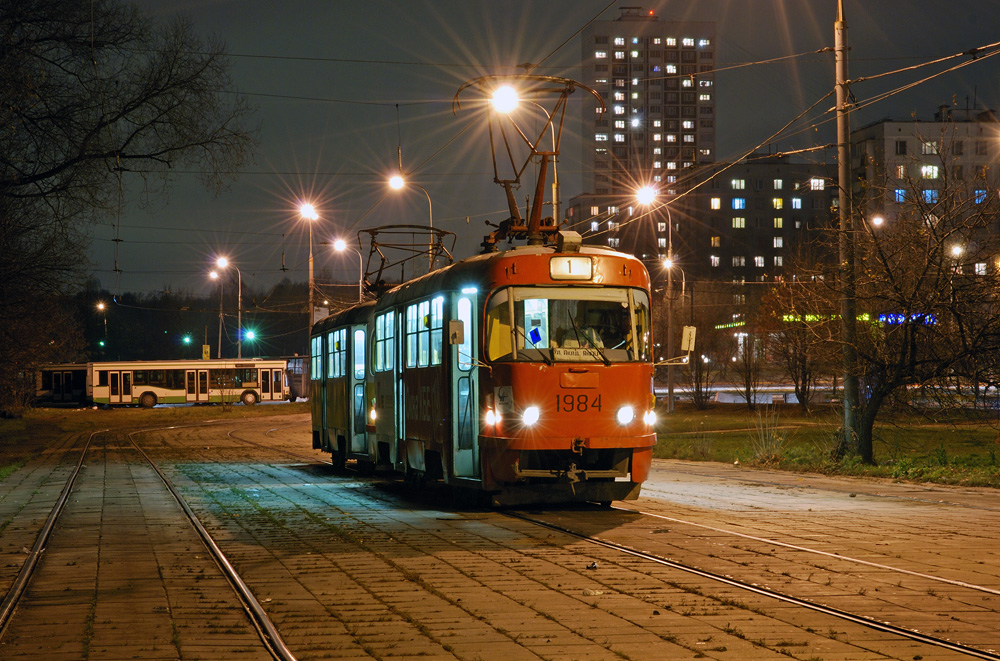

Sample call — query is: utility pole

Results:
[836,0,861,455]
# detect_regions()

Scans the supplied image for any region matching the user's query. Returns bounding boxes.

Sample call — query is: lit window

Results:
[590,205,599,215]
[921,165,939,179]
[975,189,987,203]
[653,37,661,45]
[772,198,783,209]
[631,118,641,128]
[921,141,938,155]
[698,39,711,47]
[595,50,608,59]
[653,161,662,169]
[682,79,693,88]
[710,255,720,267]
[614,51,625,60]
[653,133,663,141]
[732,256,745,267]
[710,236,721,247]
[773,179,783,190]
[894,189,905,202]
[732,198,746,210]
[699,80,713,87]
[682,120,695,130]
[810,177,825,190]
[754,255,765,268]
[614,134,625,143]
[731,179,745,190]
[665,64,677,74]
[631,92,639,100]
[732,217,745,228]
[683,134,695,143]
[590,221,599,232]
[614,91,625,101]
[657,238,667,248]
[652,120,662,128]
[666,162,677,170]
[614,120,625,129]
[773,237,783,248]
[699,94,711,101]
[975,262,987,276]
[665,134,675,142]
[666,37,677,47]
[710,197,721,210]
[896,165,906,178]
[613,105,625,115]
[774,217,783,228]
[791,198,802,209]
[614,37,625,46]
[683,38,695,47]
[595,133,608,141]
[774,256,783,267]
[631,50,639,58]
[924,189,938,203]
[608,237,620,248]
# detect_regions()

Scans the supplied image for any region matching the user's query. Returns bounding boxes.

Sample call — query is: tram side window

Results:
[373,311,395,372]
[405,304,418,368]
[328,328,347,378]
[353,329,365,379]
[310,336,323,380]
[405,299,442,368]
[430,297,443,366]
[485,291,512,361]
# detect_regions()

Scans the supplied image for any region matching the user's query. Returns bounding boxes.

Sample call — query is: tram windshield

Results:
[485,286,651,363]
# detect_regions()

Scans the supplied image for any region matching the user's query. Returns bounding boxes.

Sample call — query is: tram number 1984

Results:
[555,393,602,413]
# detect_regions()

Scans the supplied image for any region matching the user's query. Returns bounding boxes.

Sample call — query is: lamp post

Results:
[388,175,434,272]
[299,203,319,331]
[334,238,364,302]
[216,257,242,358]
[209,271,223,358]
[491,85,560,224]
[637,186,676,413]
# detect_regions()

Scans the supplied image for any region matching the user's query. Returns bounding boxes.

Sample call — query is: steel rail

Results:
[506,510,1000,660]
[125,430,298,661]
[0,431,98,637]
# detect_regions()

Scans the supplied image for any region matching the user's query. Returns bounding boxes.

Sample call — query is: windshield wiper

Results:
[570,316,611,366]
[513,325,552,365]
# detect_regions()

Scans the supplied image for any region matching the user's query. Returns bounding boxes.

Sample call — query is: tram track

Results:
[506,508,1000,659]
[0,425,299,661]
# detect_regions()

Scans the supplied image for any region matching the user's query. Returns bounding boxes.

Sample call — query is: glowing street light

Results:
[491,85,519,114]
[299,203,319,333]
[636,185,657,206]
[215,257,242,358]
[638,185,676,413]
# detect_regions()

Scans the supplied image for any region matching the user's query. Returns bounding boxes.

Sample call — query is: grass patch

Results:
[655,402,1000,487]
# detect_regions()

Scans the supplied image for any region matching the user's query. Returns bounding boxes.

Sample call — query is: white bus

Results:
[87,359,289,407]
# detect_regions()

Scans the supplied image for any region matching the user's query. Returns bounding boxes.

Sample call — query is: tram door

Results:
[108,371,133,405]
[450,293,479,477]
[351,328,367,453]
[185,369,210,402]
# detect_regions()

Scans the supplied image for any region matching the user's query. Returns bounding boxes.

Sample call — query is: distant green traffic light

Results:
[244,330,256,341]
[182,335,192,344]
[98,340,105,347]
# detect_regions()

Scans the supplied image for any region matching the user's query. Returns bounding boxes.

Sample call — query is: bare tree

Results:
[0,0,257,414]
[842,136,1000,461]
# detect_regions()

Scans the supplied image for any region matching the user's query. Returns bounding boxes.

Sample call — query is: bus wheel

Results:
[241,391,258,406]
[139,392,157,409]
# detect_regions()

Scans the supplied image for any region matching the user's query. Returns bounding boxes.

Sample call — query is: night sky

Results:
[97,0,1000,297]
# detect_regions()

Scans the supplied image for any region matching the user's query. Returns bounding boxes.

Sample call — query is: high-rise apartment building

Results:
[580,7,716,198]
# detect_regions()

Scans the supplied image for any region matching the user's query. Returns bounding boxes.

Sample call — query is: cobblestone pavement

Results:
[1,414,997,660]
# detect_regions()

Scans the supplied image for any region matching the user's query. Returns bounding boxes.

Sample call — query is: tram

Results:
[38,359,290,407]
[310,236,656,506]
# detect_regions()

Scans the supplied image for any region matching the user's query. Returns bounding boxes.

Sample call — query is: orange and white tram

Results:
[310,240,657,506]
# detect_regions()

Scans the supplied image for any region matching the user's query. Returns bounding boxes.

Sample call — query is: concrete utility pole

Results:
[836,0,860,453]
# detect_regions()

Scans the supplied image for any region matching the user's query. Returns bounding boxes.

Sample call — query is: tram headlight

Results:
[485,409,501,426]
[643,409,657,426]
[522,406,540,427]
[616,405,635,426]
[369,408,377,421]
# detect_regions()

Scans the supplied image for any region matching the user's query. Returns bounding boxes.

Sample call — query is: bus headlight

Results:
[522,406,540,426]
[643,409,657,426]
[616,405,635,426]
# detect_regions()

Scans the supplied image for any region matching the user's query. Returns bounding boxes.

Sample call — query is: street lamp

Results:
[389,175,434,272]
[334,238,364,302]
[491,86,561,224]
[209,270,224,359]
[96,301,108,350]
[299,203,319,331]
[216,257,242,358]
[638,186,677,414]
